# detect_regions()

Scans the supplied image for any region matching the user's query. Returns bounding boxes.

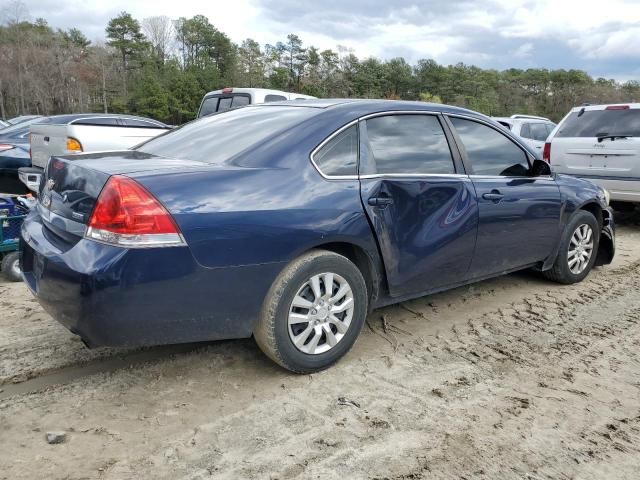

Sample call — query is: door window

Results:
[364,114,455,174]
[450,117,529,176]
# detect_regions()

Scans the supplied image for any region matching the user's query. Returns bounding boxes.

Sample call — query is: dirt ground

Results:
[1,215,640,480]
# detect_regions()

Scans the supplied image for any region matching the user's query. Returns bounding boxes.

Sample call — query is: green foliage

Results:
[419,92,442,104]
[106,11,148,65]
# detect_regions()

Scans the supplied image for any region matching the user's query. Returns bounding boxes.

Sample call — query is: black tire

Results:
[1,252,21,282]
[543,210,600,284]
[254,249,368,373]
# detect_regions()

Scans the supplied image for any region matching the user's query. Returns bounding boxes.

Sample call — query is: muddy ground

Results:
[1,214,640,480]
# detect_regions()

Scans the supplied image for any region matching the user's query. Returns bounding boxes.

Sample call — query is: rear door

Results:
[358,113,478,297]
[551,106,640,178]
[447,115,561,278]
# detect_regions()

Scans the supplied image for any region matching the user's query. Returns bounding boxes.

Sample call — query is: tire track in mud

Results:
[101,260,640,480]
[0,343,206,400]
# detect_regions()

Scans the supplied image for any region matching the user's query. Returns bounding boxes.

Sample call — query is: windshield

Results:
[137,106,320,163]
[557,108,640,138]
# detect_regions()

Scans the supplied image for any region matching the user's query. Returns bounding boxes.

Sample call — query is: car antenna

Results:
[577,107,586,117]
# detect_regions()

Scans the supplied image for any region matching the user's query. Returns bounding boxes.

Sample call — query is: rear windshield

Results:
[199,94,251,117]
[556,108,640,138]
[137,106,319,163]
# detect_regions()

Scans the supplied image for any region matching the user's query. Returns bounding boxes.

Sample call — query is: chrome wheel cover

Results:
[10,258,20,278]
[568,223,594,275]
[288,272,354,355]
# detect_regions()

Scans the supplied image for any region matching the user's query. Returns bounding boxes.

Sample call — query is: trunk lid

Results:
[37,152,208,237]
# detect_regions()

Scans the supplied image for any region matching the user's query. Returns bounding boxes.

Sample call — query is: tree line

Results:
[1,8,639,125]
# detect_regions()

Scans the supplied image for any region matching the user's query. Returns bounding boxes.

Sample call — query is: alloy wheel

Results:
[287,272,354,355]
[568,223,594,274]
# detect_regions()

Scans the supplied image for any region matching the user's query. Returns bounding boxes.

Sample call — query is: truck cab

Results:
[197,88,316,118]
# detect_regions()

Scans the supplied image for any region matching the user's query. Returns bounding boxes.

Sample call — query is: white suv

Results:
[492,115,556,152]
[197,88,316,118]
[545,103,640,207]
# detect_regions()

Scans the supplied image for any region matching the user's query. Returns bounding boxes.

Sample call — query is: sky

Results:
[5,0,640,81]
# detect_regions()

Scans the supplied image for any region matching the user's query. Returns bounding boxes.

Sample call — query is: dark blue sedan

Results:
[20,100,615,372]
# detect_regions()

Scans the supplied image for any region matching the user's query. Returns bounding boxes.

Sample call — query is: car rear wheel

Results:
[1,252,21,282]
[254,249,368,373]
[543,210,600,284]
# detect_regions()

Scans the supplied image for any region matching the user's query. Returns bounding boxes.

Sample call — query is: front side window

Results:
[364,114,455,175]
[449,117,529,176]
[313,124,358,176]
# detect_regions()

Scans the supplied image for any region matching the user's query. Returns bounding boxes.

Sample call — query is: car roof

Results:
[254,98,487,118]
[569,103,640,112]
[203,88,315,99]
[492,116,553,124]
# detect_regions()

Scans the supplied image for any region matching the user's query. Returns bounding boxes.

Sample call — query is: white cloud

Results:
[11,0,640,78]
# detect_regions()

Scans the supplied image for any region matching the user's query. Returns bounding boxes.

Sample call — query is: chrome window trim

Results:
[309,110,451,180]
[360,173,468,180]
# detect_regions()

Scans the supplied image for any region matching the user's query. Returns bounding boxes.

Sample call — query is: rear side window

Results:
[73,117,119,126]
[557,108,640,137]
[529,123,550,141]
[121,118,165,128]
[265,94,287,102]
[137,106,320,163]
[450,117,529,176]
[313,124,358,176]
[364,114,455,175]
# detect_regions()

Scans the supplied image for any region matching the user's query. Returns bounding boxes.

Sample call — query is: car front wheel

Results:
[543,210,600,284]
[254,249,368,373]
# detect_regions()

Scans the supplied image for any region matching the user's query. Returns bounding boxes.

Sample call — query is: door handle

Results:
[482,191,504,202]
[368,196,393,208]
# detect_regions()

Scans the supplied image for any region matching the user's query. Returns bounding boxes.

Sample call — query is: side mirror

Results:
[530,159,551,177]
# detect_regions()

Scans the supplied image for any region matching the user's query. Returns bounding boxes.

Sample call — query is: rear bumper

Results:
[21,212,285,347]
[575,177,640,203]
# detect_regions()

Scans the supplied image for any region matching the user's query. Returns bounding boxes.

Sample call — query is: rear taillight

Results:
[66,137,83,153]
[542,142,551,163]
[86,175,185,248]
[0,144,14,153]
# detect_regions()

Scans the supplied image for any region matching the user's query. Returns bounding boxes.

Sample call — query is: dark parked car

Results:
[21,100,615,373]
[0,116,50,194]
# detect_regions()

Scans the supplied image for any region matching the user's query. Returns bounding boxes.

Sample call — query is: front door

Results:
[447,116,562,278]
[359,113,478,298]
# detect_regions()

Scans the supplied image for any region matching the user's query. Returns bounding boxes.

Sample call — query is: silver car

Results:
[492,115,556,153]
[546,104,640,207]
[21,114,170,191]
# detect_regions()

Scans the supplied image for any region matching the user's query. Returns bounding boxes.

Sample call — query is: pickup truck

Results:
[21,114,170,192]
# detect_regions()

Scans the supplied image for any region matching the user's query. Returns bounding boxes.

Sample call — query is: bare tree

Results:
[1,0,30,25]
[142,16,174,63]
